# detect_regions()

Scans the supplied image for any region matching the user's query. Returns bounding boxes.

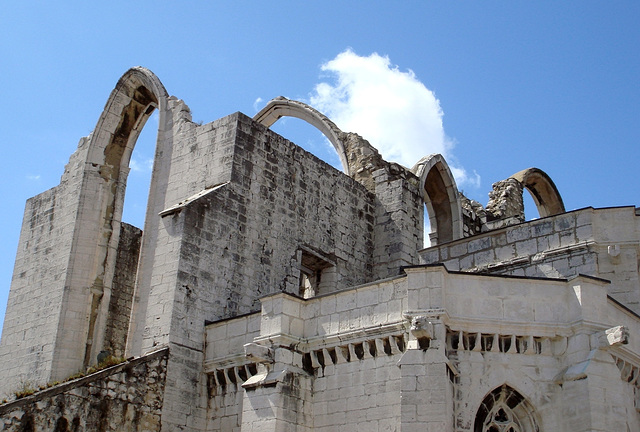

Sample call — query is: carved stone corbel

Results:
[591,326,629,350]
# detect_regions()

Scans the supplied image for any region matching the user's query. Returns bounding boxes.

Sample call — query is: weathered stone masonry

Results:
[1,67,639,431]
[0,348,168,431]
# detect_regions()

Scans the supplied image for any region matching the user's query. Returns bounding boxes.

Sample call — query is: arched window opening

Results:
[253,97,350,174]
[270,116,343,171]
[102,106,158,360]
[121,110,157,228]
[523,190,538,221]
[510,168,565,220]
[475,385,540,432]
[413,154,463,246]
[77,71,167,367]
[425,166,454,243]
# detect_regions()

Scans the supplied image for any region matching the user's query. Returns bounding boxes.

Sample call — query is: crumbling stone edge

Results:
[0,347,169,415]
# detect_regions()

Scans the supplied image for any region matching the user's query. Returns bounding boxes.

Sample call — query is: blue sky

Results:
[1,2,639,332]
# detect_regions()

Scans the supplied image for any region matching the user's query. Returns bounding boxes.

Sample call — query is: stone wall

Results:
[420,208,595,276]
[205,314,260,431]
[0,185,75,393]
[203,276,409,431]
[310,351,401,431]
[104,222,142,358]
[419,206,640,312]
[136,110,415,430]
[0,348,168,431]
[176,112,379,319]
[199,262,640,431]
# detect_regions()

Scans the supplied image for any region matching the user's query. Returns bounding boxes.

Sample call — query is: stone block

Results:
[450,242,468,258]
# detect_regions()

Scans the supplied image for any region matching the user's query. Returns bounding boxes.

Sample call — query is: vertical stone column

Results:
[372,165,423,279]
[399,266,453,431]
[240,293,312,432]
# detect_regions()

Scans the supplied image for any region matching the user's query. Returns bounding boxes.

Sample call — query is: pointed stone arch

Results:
[412,154,463,245]
[55,67,169,375]
[474,384,540,432]
[254,97,351,175]
[510,167,565,218]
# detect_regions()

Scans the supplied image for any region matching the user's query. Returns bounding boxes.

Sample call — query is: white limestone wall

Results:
[312,355,401,431]
[591,206,640,310]
[0,136,91,394]
[200,263,640,431]
[420,206,640,313]
[0,187,72,395]
[408,265,640,431]
[302,279,406,431]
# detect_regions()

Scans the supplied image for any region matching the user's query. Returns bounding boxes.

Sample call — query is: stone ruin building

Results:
[0,67,639,431]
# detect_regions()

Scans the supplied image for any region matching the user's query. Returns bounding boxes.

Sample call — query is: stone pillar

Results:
[240,293,312,432]
[398,311,453,432]
[372,164,423,279]
[399,266,453,431]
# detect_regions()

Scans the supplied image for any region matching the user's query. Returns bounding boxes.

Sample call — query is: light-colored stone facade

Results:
[1,67,639,431]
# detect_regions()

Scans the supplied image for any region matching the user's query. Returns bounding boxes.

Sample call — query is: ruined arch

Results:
[510,168,565,218]
[253,97,351,175]
[57,67,169,373]
[412,154,463,245]
[474,385,540,432]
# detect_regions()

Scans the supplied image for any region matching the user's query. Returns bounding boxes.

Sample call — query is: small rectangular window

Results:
[298,248,336,298]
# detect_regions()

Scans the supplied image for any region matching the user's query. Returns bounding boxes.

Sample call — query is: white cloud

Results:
[310,49,478,189]
[253,97,263,112]
[129,157,153,173]
[26,175,40,181]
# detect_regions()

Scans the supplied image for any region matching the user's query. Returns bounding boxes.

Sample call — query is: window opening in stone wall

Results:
[298,248,336,298]
[424,165,454,245]
[271,117,342,171]
[121,111,157,229]
[523,190,538,222]
[101,104,158,361]
[423,211,432,248]
[474,385,539,432]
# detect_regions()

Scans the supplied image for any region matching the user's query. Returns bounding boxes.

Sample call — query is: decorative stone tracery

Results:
[475,385,539,432]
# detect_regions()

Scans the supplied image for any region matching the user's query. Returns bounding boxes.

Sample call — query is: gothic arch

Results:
[474,385,540,432]
[412,154,463,245]
[57,67,169,372]
[253,97,351,175]
[510,168,565,218]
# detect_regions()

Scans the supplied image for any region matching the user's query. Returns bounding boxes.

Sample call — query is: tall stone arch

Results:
[474,384,540,432]
[0,67,171,388]
[254,97,351,175]
[66,67,170,371]
[511,167,565,218]
[412,154,463,245]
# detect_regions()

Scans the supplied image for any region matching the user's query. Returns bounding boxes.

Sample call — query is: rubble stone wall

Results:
[0,348,168,432]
